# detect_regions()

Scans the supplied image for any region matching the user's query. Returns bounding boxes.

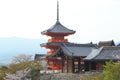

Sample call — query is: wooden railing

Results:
[48,38,68,42]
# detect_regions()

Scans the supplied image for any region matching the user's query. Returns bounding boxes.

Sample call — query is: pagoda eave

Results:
[40,43,61,49]
[42,45,59,49]
[41,31,75,36]
[40,42,63,47]
[42,57,61,61]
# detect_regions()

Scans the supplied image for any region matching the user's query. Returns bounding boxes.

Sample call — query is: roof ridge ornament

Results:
[57,0,59,22]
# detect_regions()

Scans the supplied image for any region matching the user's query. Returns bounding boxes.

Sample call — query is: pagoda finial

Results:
[57,0,59,22]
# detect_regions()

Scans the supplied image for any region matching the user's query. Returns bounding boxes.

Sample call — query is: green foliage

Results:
[8,61,31,74]
[27,60,43,80]
[82,76,93,80]
[83,61,120,80]
[29,60,43,71]
[7,60,43,74]
[94,74,104,80]
[0,66,8,80]
[81,74,104,80]
[103,61,120,80]
[0,54,43,80]
[5,60,43,80]
[8,54,33,74]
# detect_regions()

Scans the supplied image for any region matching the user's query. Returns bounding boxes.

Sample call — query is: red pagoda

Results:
[41,1,75,70]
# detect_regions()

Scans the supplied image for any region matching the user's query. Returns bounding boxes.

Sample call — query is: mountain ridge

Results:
[0,37,47,64]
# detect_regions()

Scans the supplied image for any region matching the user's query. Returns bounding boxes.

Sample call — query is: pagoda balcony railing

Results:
[48,38,68,42]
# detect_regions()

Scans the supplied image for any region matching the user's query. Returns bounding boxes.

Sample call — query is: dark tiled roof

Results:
[47,43,97,57]
[40,42,66,47]
[61,43,97,57]
[98,40,115,47]
[41,21,75,35]
[34,54,46,60]
[85,46,120,60]
[117,43,120,46]
[61,43,97,47]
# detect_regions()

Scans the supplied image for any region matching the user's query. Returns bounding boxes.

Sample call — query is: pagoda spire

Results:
[57,0,59,22]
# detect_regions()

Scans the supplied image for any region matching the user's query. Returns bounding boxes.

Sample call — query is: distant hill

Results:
[0,37,47,64]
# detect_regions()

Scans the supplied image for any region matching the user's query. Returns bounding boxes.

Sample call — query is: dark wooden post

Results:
[89,62,91,71]
[60,49,64,73]
[72,53,74,73]
[78,57,80,73]
[62,56,64,73]
[67,56,68,73]
[98,62,101,71]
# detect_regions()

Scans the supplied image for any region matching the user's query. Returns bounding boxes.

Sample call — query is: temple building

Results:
[35,1,120,73]
[47,43,97,73]
[85,46,120,71]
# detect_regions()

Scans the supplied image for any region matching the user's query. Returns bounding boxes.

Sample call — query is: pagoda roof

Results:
[40,42,65,48]
[85,46,120,61]
[41,21,75,36]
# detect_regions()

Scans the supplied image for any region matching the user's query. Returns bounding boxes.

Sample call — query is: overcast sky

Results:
[0,0,120,43]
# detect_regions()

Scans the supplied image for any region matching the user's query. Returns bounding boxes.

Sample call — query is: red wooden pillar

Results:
[98,62,101,71]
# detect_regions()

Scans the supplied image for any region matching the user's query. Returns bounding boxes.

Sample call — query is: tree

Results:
[8,54,33,74]
[26,60,43,80]
[8,61,31,74]
[103,61,120,80]
[11,54,32,64]
[0,66,8,80]
[6,54,43,80]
